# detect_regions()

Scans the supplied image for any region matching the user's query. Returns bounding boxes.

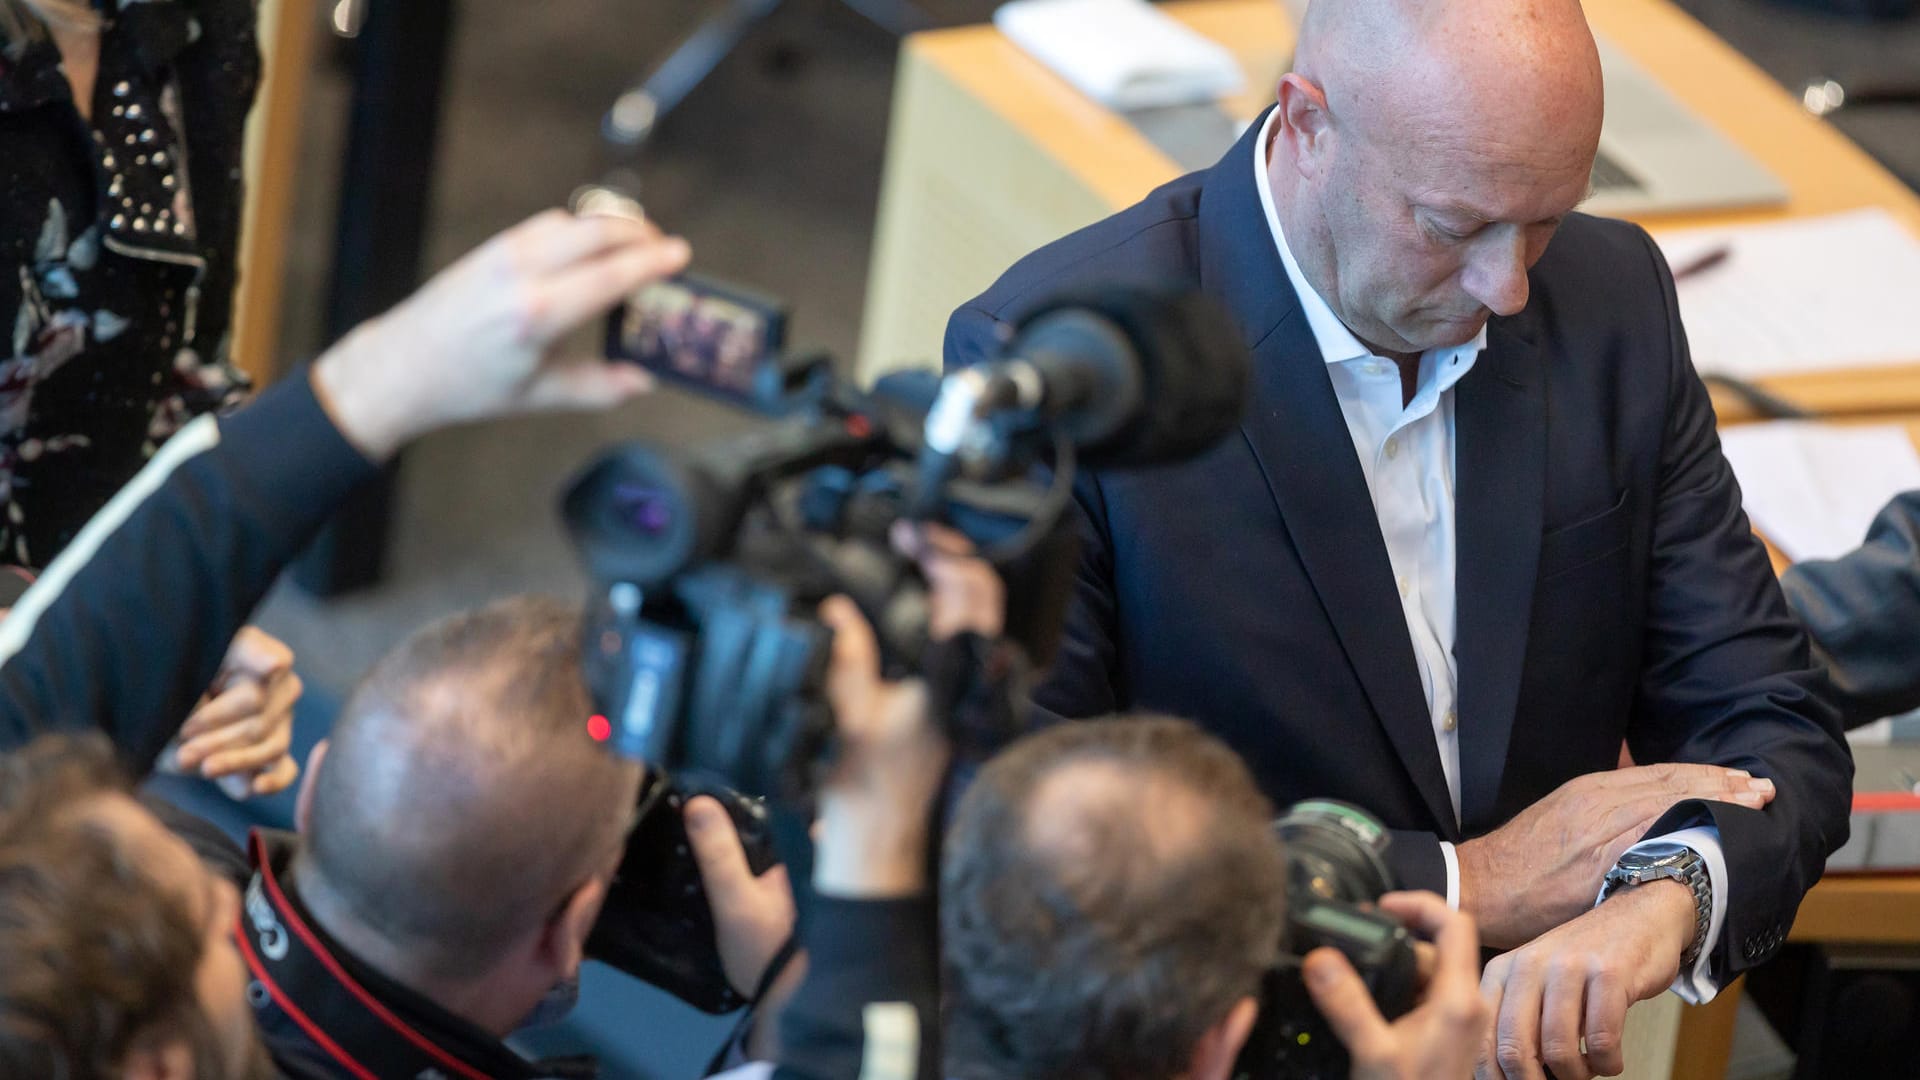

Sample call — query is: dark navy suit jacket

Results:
[943,114,1852,980]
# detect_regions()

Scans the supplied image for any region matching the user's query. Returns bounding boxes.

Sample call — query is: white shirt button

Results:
[1443,709,1458,733]
[1385,437,1399,460]
[1398,575,1411,598]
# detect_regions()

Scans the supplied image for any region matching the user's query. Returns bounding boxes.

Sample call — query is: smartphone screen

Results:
[607,273,788,407]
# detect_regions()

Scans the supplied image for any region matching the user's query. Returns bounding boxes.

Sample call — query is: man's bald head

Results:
[1272,0,1602,356]
[942,716,1287,1080]
[1295,0,1602,146]
[299,595,642,982]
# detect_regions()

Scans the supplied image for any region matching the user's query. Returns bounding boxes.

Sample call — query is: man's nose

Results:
[1464,232,1531,317]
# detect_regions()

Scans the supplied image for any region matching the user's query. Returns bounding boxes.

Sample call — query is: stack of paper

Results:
[995,0,1246,110]
[1654,208,1920,381]
[1718,421,1920,563]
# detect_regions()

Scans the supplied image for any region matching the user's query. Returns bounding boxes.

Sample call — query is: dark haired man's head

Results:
[941,716,1287,1080]
[0,734,272,1080]
[293,595,643,1036]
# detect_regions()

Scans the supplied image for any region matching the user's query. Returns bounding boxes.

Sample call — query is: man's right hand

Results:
[1305,891,1490,1080]
[312,208,691,461]
[1456,763,1772,947]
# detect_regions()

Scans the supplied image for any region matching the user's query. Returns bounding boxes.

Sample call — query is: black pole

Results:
[293,0,457,595]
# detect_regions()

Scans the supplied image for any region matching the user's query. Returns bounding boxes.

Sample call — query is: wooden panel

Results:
[856,38,1116,382]
[1790,874,1920,946]
[1669,979,1745,1080]
[232,0,318,387]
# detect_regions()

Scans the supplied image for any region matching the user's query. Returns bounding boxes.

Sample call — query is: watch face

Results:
[1620,849,1688,871]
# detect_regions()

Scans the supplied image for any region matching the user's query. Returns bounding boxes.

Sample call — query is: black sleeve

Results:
[1625,229,1853,981]
[773,896,940,1080]
[0,370,377,773]
[1779,491,1920,727]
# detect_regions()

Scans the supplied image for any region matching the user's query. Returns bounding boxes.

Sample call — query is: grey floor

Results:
[242,0,1920,1075]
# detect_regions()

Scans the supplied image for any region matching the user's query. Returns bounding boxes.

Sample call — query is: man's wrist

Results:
[811,803,931,898]
[310,324,414,462]
[1608,876,1697,960]
[1453,839,1508,943]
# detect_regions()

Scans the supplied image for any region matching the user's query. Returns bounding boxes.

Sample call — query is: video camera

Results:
[1239,800,1423,1080]
[560,277,1250,800]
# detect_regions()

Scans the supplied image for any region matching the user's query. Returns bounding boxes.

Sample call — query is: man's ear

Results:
[119,1035,195,1080]
[1187,996,1260,1080]
[1275,73,1333,177]
[293,739,329,835]
[541,876,611,981]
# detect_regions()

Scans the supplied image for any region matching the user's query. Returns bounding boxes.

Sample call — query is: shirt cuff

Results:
[1439,840,1462,910]
[1595,826,1727,1004]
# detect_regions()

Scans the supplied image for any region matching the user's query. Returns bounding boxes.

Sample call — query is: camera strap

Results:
[239,831,587,1080]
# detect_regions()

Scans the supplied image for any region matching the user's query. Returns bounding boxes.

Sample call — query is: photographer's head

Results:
[0,735,272,1080]
[941,716,1287,1080]
[292,595,643,1035]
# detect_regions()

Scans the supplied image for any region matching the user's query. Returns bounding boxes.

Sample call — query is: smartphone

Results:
[607,273,789,407]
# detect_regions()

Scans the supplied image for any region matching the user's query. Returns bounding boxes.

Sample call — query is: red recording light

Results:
[587,714,612,742]
[845,414,873,439]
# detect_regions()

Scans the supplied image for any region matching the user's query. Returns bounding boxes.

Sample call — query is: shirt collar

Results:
[1251,107,1488,370]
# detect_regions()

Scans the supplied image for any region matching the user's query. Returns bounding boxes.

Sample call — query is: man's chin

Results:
[1414,312,1491,350]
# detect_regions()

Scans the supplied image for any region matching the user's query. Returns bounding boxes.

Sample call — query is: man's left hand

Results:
[1477,879,1694,1080]
[174,626,303,795]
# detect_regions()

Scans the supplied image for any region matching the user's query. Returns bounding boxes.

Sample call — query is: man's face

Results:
[95,797,273,1080]
[1296,104,1595,356]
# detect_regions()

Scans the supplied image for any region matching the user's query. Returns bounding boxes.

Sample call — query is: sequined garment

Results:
[0,0,257,567]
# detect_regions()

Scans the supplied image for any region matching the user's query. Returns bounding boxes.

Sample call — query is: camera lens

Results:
[614,483,677,538]
[1275,799,1396,905]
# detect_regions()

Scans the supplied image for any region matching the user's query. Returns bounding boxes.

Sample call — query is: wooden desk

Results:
[859,0,1920,419]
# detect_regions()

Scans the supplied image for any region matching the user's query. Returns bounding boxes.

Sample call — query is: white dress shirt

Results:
[1252,108,1725,1001]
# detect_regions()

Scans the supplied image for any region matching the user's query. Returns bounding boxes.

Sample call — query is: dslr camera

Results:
[1237,800,1423,1080]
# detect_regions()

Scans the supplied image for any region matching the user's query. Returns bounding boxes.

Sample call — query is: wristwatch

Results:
[1602,846,1712,971]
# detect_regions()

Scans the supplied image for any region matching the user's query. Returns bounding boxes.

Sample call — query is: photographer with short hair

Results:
[783,527,1493,1080]
[0,206,700,1078]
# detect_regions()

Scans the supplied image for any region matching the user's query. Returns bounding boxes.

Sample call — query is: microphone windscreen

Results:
[1012,287,1249,468]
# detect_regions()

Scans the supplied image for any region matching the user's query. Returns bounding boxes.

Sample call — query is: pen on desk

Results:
[1671,243,1732,282]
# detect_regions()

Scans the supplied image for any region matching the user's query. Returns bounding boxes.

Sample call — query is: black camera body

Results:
[1237,800,1423,1080]
[587,771,781,1013]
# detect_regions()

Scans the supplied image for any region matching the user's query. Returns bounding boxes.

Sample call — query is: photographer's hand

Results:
[312,209,691,461]
[686,793,807,1060]
[1306,892,1491,1080]
[173,626,303,795]
[812,526,1005,898]
[685,794,799,998]
[813,595,946,898]
[1454,764,1769,947]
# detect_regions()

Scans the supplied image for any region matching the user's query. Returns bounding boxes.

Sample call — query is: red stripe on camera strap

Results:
[246,831,497,1080]
[234,911,380,1080]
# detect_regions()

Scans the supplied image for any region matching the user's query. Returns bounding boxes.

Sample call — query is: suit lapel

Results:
[1454,318,1548,832]
[1198,113,1457,834]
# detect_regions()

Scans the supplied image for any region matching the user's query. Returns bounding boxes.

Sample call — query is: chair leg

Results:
[604,0,787,146]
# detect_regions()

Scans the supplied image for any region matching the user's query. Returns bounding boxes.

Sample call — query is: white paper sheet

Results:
[1719,422,1920,562]
[1654,208,1920,380]
[994,0,1246,110]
